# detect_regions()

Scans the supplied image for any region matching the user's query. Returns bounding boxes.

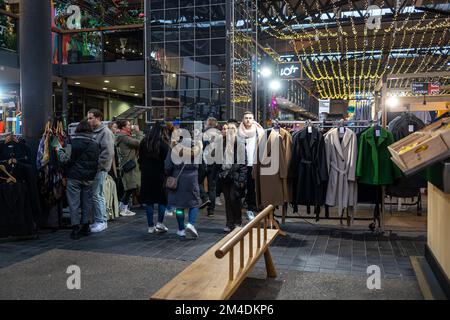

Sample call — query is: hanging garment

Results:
[104,174,119,220]
[253,127,292,207]
[324,128,358,215]
[387,113,427,197]
[289,126,328,207]
[356,126,400,185]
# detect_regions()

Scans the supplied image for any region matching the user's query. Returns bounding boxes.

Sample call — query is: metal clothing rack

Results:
[272,119,382,230]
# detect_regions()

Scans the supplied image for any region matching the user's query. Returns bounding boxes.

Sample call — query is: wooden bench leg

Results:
[264,249,277,278]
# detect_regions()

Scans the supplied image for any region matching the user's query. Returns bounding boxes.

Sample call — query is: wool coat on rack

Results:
[253,127,292,207]
[324,128,358,215]
[288,126,328,207]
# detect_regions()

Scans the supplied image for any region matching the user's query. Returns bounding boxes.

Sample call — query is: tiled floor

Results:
[0,207,426,280]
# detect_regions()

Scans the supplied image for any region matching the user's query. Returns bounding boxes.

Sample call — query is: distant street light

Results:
[269,79,282,92]
[260,67,273,78]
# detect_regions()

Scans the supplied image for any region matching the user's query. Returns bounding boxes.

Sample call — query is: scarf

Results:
[118,128,132,137]
[238,122,265,140]
[223,134,236,170]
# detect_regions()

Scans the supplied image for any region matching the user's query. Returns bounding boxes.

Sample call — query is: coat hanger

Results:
[0,165,17,184]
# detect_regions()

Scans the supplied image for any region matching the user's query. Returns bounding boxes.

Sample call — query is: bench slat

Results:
[151,227,279,300]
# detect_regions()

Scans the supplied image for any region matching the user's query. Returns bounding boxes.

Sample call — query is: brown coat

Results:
[253,128,292,207]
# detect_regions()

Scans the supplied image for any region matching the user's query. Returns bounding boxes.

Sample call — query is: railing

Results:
[52,25,144,65]
[215,205,275,281]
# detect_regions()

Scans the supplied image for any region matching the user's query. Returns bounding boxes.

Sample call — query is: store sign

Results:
[411,82,440,95]
[66,5,82,30]
[279,63,302,80]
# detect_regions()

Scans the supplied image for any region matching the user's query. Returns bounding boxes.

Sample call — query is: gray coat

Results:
[164,148,201,209]
[324,128,358,215]
[92,124,115,172]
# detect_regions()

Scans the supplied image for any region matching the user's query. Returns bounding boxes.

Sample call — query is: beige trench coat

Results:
[254,128,292,207]
[324,128,358,215]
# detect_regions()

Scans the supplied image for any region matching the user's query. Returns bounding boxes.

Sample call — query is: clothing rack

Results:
[272,119,382,231]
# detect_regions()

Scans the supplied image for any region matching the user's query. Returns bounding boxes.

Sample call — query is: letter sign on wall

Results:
[278,63,302,80]
[67,5,82,30]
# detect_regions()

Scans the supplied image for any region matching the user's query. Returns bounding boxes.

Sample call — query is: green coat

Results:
[115,131,144,191]
[356,127,401,185]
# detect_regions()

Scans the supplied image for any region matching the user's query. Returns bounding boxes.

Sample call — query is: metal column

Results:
[20,0,52,154]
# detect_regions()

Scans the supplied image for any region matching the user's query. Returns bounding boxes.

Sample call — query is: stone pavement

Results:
[0,206,426,299]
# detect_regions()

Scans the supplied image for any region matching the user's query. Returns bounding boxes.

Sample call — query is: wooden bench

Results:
[151,205,280,300]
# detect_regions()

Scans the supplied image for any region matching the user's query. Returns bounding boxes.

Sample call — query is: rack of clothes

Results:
[253,119,399,232]
[0,134,41,239]
[36,120,68,229]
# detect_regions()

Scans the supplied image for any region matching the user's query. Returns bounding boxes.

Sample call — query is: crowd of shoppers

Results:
[60,109,264,240]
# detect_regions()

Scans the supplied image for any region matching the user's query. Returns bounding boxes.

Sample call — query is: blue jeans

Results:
[66,179,93,226]
[146,204,166,227]
[92,171,108,224]
[176,207,198,231]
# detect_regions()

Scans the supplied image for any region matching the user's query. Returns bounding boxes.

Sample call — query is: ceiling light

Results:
[130,85,135,89]
[260,67,272,78]
[104,80,110,83]
[103,87,108,90]
[269,79,282,91]
[75,82,81,85]
[134,93,139,96]
[112,89,117,92]
[387,96,399,108]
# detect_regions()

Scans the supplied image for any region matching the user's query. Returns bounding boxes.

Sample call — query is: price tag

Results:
[408,125,414,133]
[375,129,381,137]
[339,127,345,134]
[308,126,313,134]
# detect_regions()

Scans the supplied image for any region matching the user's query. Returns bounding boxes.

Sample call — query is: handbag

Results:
[166,164,186,190]
[121,159,136,173]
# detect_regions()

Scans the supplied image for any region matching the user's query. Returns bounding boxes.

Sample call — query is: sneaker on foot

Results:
[177,229,186,237]
[70,226,81,240]
[246,211,255,221]
[215,197,222,206]
[91,222,107,233]
[148,226,156,234]
[120,209,136,217]
[207,211,214,217]
[223,226,232,233]
[156,222,168,233]
[199,199,211,209]
[80,224,91,236]
[185,223,198,238]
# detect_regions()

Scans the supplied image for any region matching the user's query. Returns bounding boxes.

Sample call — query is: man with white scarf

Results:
[238,111,265,221]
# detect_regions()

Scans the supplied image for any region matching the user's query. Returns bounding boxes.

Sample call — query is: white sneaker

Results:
[215,197,222,206]
[156,222,168,233]
[165,209,174,217]
[120,209,136,217]
[246,211,255,221]
[148,227,156,234]
[177,229,186,237]
[223,226,231,232]
[90,222,99,230]
[185,223,198,238]
[91,222,107,233]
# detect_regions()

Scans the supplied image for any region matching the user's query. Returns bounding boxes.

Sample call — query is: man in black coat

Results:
[58,119,99,239]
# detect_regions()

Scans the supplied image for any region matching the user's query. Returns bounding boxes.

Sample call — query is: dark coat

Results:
[356,127,401,185]
[138,139,169,205]
[66,133,99,181]
[218,139,247,191]
[164,145,202,209]
[288,127,328,206]
[386,114,427,197]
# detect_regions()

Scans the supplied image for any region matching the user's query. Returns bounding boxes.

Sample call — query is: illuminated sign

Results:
[278,63,302,80]
[66,5,82,30]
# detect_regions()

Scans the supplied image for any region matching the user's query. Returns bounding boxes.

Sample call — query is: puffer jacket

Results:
[66,133,100,181]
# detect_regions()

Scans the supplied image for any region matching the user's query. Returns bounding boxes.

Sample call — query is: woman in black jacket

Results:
[58,119,99,239]
[219,121,247,232]
[139,121,170,234]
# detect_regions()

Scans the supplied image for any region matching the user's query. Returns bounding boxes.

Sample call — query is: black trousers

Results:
[199,164,218,213]
[245,166,257,211]
[223,181,243,227]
